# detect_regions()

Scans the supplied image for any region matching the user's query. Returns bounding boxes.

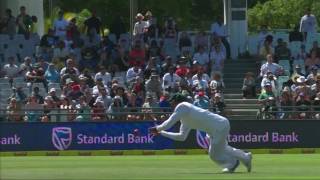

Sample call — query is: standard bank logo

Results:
[52,127,72,150]
[196,130,209,149]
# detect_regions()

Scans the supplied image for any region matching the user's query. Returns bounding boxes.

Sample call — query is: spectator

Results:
[158,91,171,112]
[133,13,148,41]
[289,25,303,42]
[310,75,320,99]
[24,95,43,122]
[194,31,208,50]
[291,65,305,83]
[84,10,103,36]
[211,16,230,59]
[296,44,307,60]
[1,9,16,36]
[307,66,319,85]
[258,83,277,119]
[91,101,107,121]
[294,92,311,119]
[193,45,209,67]
[3,57,20,79]
[31,87,44,104]
[95,87,112,110]
[128,40,145,67]
[45,64,60,84]
[261,72,280,97]
[209,44,226,76]
[92,78,109,98]
[300,8,317,42]
[110,16,126,40]
[309,41,320,58]
[25,64,48,92]
[53,40,70,61]
[94,66,112,87]
[209,73,225,92]
[259,35,274,58]
[194,91,209,109]
[294,76,312,100]
[144,57,161,79]
[66,18,80,43]
[305,50,320,73]
[142,94,159,121]
[6,98,22,122]
[59,96,75,122]
[161,56,174,75]
[126,63,142,85]
[210,93,226,114]
[126,92,143,121]
[274,39,291,62]
[60,59,80,81]
[260,54,283,78]
[179,32,192,51]
[108,95,125,120]
[53,10,69,40]
[40,28,57,61]
[162,66,180,92]
[147,40,162,61]
[9,87,27,105]
[42,96,59,122]
[257,25,273,53]
[279,87,293,119]
[75,95,91,121]
[312,93,320,119]
[48,88,61,104]
[242,72,256,99]
[20,56,33,75]
[16,6,32,37]
[68,84,83,101]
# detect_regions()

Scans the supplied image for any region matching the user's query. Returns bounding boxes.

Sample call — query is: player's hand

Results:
[148,127,159,136]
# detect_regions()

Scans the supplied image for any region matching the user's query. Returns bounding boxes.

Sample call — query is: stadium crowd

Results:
[0,7,227,122]
[0,6,319,122]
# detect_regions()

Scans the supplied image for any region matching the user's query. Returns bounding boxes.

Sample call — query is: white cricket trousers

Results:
[208,121,249,169]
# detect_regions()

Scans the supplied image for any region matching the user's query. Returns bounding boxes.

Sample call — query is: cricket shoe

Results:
[243,152,252,173]
[222,160,239,173]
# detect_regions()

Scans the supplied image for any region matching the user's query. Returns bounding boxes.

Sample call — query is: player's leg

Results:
[225,144,252,172]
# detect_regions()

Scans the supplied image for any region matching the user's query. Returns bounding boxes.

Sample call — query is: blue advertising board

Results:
[0,122,174,151]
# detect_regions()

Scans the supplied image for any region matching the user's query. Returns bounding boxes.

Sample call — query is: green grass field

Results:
[1,154,320,180]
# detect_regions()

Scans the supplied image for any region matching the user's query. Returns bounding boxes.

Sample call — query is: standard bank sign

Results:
[52,127,72,150]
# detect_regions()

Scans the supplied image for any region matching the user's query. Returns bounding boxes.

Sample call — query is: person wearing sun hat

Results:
[133,13,148,40]
[148,92,252,173]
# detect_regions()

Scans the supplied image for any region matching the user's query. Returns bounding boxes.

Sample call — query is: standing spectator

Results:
[1,9,16,36]
[133,13,148,41]
[242,72,256,99]
[84,10,103,36]
[3,57,20,79]
[66,18,80,43]
[16,6,32,37]
[209,44,226,76]
[300,8,317,42]
[53,10,69,40]
[94,66,112,87]
[211,16,230,59]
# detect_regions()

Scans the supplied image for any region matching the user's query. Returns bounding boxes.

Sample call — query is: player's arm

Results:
[160,123,191,141]
[156,110,182,131]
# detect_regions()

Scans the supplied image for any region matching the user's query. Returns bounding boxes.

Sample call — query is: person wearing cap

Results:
[48,88,60,103]
[162,66,181,92]
[211,93,226,114]
[149,93,252,173]
[290,64,305,82]
[94,66,112,87]
[258,82,275,104]
[193,91,209,110]
[145,72,162,99]
[142,93,159,121]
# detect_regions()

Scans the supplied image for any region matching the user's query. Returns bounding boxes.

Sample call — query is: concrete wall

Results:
[0,0,44,36]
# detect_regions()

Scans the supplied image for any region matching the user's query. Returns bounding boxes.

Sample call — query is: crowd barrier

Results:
[1,120,320,152]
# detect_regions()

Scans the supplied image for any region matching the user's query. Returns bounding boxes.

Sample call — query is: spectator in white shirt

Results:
[53,10,69,40]
[95,86,112,110]
[60,59,80,76]
[209,44,226,77]
[300,8,317,42]
[162,66,180,91]
[133,13,148,41]
[126,64,142,84]
[3,57,20,78]
[260,54,283,78]
[211,16,230,59]
[193,45,209,67]
[94,66,112,87]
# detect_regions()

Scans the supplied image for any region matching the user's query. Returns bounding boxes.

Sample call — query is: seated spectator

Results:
[147,40,162,61]
[305,50,320,73]
[9,87,27,105]
[75,96,91,121]
[210,73,225,92]
[209,44,226,76]
[260,54,284,78]
[162,66,180,92]
[42,96,59,122]
[59,96,75,122]
[94,66,112,87]
[126,63,142,85]
[175,57,191,77]
[91,101,107,121]
[258,83,277,119]
[144,57,161,79]
[259,35,274,59]
[68,84,83,101]
[126,92,143,121]
[20,57,33,75]
[310,75,320,99]
[53,40,70,61]
[294,76,312,100]
[179,32,192,51]
[26,64,48,91]
[274,39,291,62]
[261,72,280,97]
[108,95,125,120]
[312,93,320,119]
[242,72,256,99]
[309,41,320,58]
[192,71,209,92]
[145,72,162,99]
[193,45,209,67]
[24,95,43,122]
[291,65,306,82]
[60,59,80,83]
[45,63,60,84]
[193,91,209,109]
[161,56,174,75]
[95,87,111,107]
[279,87,293,119]
[130,76,145,95]
[80,46,99,70]
[6,98,22,122]
[48,88,61,103]
[3,57,20,79]
[142,94,159,121]
[294,92,311,119]
[289,25,303,42]
[210,93,226,114]
[92,78,109,97]
[306,66,319,85]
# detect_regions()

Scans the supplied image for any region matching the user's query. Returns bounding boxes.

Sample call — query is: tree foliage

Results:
[248,0,320,31]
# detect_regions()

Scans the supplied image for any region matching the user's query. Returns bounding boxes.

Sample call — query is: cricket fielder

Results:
[149,93,252,173]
